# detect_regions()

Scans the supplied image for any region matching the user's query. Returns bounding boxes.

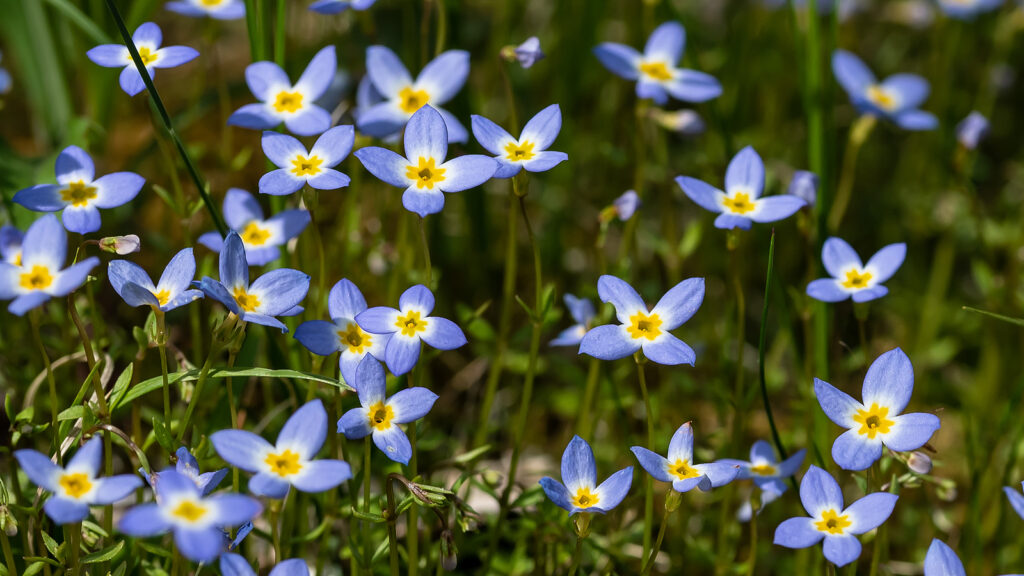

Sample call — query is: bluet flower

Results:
[309,0,375,14]
[815,348,939,470]
[0,215,99,316]
[355,105,497,218]
[0,50,11,94]
[788,170,819,208]
[550,294,595,347]
[512,37,544,68]
[594,21,721,105]
[337,357,438,464]
[198,188,310,266]
[612,190,641,221]
[14,437,141,524]
[119,469,261,563]
[166,0,245,19]
[925,539,967,576]
[0,224,23,265]
[719,440,805,504]
[221,553,309,576]
[108,248,204,312]
[99,234,141,255]
[172,447,228,495]
[773,465,898,567]
[259,125,354,196]
[650,109,705,135]
[832,50,937,130]
[675,146,806,230]
[956,111,989,150]
[87,23,199,96]
[1005,482,1024,521]
[197,231,309,332]
[14,146,145,234]
[631,422,739,493]
[357,46,470,141]
[356,283,467,375]
[470,104,568,178]
[806,237,905,303]
[228,46,336,136]
[294,278,389,387]
[539,435,633,515]
[937,0,1003,19]
[578,275,704,365]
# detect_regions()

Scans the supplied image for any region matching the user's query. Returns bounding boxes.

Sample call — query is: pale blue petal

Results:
[250,472,290,498]
[9,292,52,316]
[894,109,938,131]
[277,399,327,459]
[434,107,468,144]
[814,378,860,428]
[354,146,411,188]
[821,237,862,277]
[175,526,225,563]
[228,103,279,130]
[774,517,823,549]
[366,45,412,97]
[593,43,640,80]
[862,347,914,413]
[714,213,752,230]
[132,22,163,48]
[642,334,696,366]
[151,46,198,69]
[118,503,170,536]
[388,388,438,423]
[198,277,242,315]
[22,215,66,270]
[470,114,514,156]
[108,260,154,295]
[630,447,673,483]
[119,65,149,97]
[798,465,843,515]
[675,176,724,213]
[851,285,888,303]
[1004,485,1024,520]
[402,186,445,217]
[245,61,289,102]
[644,21,685,62]
[87,45,128,68]
[636,80,669,104]
[61,206,101,234]
[385,335,420,375]
[520,104,562,150]
[307,169,350,190]
[597,274,645,320]
[270,559,310,576]
[832,50,875,96]
[881,74,930,110]
[421,317,465,350]
[845,492,897,534]
[262,131,307,167]
[415,50,469,104]
[220,554,255,576]
[156,247,196,296]
[749,196,805,223]
[698,461,741,487]
[864,243,906,284]
[373,425,412,464]
[310,125,355,166]
[93,172,144,209]
[219,233,249,289]
[883,413,939,452]
[356,102,408,139]
[337,407,371,438]
[578,324,640,360]
[651,277,704,329]
[539,477,572,512]
[833,429,883,471]
[404,105,448,162]
[806,278,849,302]
[294,46,336,100]
[924,539,966,576]
[593,467,633,512]
[778,449,806,477]
[665,70,722,103]
[264,210,310,244]
[823,534,862,567]
[249,268,310,316]
[295,320,342,355]
[13,449,61,491]
[355,355,385,406]
[291,460,351,492]
[667,423,694,463]
[211,430,273,472]
[91,475,143,504]
[283,106,332,137]
[561,436,597,492]
[521,151,568,173]
[356,306,398,335]
[67,436,103,476]
[14,185,65,212]
[436,155,496,193]
[44,498,90,524]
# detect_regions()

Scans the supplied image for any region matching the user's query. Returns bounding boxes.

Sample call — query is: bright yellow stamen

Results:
[290,155,324,178]
[13,252,22,266]
[264,450,303,477]
[394,310,428,337]
[154,289,171,306]
[232,287,261,312]
[368,401,394,431]
[840,269,873,290]
[405,157,447,190]
[626,311,662,341]
[639,61,673,82]
[241,221,272,246]
[852,403,894,439]
[338,322,372,354]
[137,46,159,66]
[750,464,777,476]
[60,181,98,208]
[19,265,53,291]
[171,500,207,523]
[723,191,756,215]
[504,140,536,162]
[815,509,852,535]
[571,487,600,508]
[59,473,92,499]
[668,458,700,481]
[866,85,897,111]
[273,91,304,113]
[199,0,223,6]
[398,86,430,114]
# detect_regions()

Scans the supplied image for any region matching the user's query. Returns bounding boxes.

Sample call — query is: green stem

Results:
[67,523,81,575]
[0,528,16,576]
[640,509,670,575]
[569,535,584,576]
[156,310,170,424]
[178,318,234,442]
[29,310,60,463]
[757,232,794,486]
[635,353,654,560]
[746,500,758,576]
[408,365,420,576]
[363,436,373,576]
[577,357,602,440]
[417,216,433,288]
[273,0,285,65]
[385,474,400,576]
[826,115,877,232]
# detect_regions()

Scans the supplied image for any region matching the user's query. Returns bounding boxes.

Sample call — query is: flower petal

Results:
[229,103,280,130]
[119,65,150,97]
[832,428,883,471]
[420,316,466,350]
[337,407,371,438]
[93,172,144,209]
[806,278,849,302]
[269,559,310,576]
[283,106,332,136]
[593,43,641,80]
[91,475,143,504]
[132,22,163,48]
[814,378,861,428]
[675,176,725,213]
[749,195,805,223]
[355,146,411,188]
[714,213,752,230]
[355,102,408,139]
[561,436,597,493]
[1004,485,1024,521]
[883,413,939,452]
[665,70,722,103]
[402,186,445,218]
[151,46,198,69]
[630,447,673,483]
[539,477,572,512]
[13,449,61,492]
[175,526,226,563]
[219,232,249,289]
[832,50,876,97]
[696,461,741,487]
[434,107,468,144]
[262,131,307,167]
[328,278,367,320]
[924,539,966,576]
[294,45,336,100]
[597,274,646,321]
[798,465,843,516]
[356,306,399,335]
[249,472,291,498]
[641,334,696,366]
[245,62,290,102]
[311,125,355,166]
[291,459,351,493]
[108,260,155,296]
[651,277,704,329]
[522,151,568,173]
[520,104,562,151]
[644,21,685,62]
[893,110,938,131]
[277,399,327,459]
[118,503,170,536]
[414,50,469,104]
[881,74,930,110]
[366,45,412,97]
[61,205,101,234]
[385,334,420,376]
[592,466,633,512]
[773,517,824,549]
[404,105,448,162]
[864,243,906,284]
[43,498,90,524]
[155,247,196,296]
[388,387,438,423]
[67,437,103,476]
[823,534,862,567]
[211,430,274,472]
[354,355,386,406]
[436,155,497,193]
[373,425,412,464]
[17,217,63,266]
[725,146,764,197]
[87,45,128,68]
[294,320,342,355]
[14,184,65,212]
[470,114,515,156]
[845,492,897,534]
[667,423,694,464]
[862,347,914,414]
[578,324,640,361]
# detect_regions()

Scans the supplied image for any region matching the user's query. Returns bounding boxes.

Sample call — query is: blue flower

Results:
[221,553,309,576]
[956,111,989,150]
[631,422,739,493]
[0,224,23,266]
[355,283,467,375]
[14,146,145,234]
[1005,482,1024,521]
[513,37,544,68]
[470,104,568,178]
[108,248,204,312]
[923,539,967,576]
[675,146,806,230]
[337,357,438,465]
[13,437,142,524]
[211,399,352,499]
[356,46,470,141]
[718,440,805,504]
[593,21,721,105]
[197,231,309,332]
[612,190,641,221]
[815,348,939,471]
[0,50,11,94]
[309,0,375,14]
[578,275,704,366]
[650,109,706,135]
[539,435,633,515]
[773,465,898,567]
[788,170,819,208]
[294,278,389,387]
[119,469,262,563]
[172,447,229,495]
[806,237,905,303]
[166,0,245,19]
[228,46,336,136]
[937,0,1002,19]
[355,105,497,218]
[259,125,354,196]
[86,23,199,96]
[198,188,310,267]
[832,50,937,131]
[550,294,595,347]
[0,215,99,316]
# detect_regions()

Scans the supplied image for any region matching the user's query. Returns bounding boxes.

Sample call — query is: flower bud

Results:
[907,451,933,475]
[788,171,818,208]
[664,489,683,513]
[502,37,544,69]
[0,505,17,537]
[650,109,705,135]
[956,111,989,151]
[99,234,141,255]
[440,530,458,571]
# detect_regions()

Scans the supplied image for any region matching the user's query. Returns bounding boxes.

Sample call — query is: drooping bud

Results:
[99,234,141,255]
[907,451,933,475]
[440,530,458,571]
[501,37,544,69]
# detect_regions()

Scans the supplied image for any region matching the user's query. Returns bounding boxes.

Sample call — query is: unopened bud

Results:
[573,512,592,538]
[907,451,932,475]
[0,505,17,536]
[664,490,683,513]
[440,530,458,571]
[650,109,705,135]
[502,37,544,69]
[100,234,141,255]
[788,171,818,208]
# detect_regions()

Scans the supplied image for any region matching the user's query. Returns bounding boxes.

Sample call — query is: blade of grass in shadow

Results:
[43,0,111,44]
[962,306,1024,327]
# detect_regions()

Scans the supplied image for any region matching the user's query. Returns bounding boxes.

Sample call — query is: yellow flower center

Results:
[504,140,536,162]
[200,0,223,6]
[669,458,700,481]
[840,269,873,290]
[338,322,372,354]
[405,157,447,190]
[154,289,171,306]
[866,85,897,111]
[626,311,662,341]
[853,403,894,439]
[368,401,395,431]
[814,509,852,535]
[12,252,22,266]
[290,155,324,178]
[19,265,53,291]
[137,46,159,66]
[232,287,261,312]
[398,86,430,114]
[241,221,272,246]
[749,463,777,476]
[60,181,98,208]
[571,487,600,508]
[394,310,428,337]
[723,191,756,215]
[639,61,673,82]
[59,473,92,499]
[264,449,303,477]
[171,500,208,523]
[273,91,304,113]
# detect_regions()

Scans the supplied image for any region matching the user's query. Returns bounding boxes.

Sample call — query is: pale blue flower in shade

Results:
[309,0,375,14]
[259,125,354,196]
[471,104,568,178]
[166,0,245,19]
[718,440,805,508]
[221,554,309,576]
[631,422,740,493]
[550,294,595,347]
[788,170,818,208]
[539,435,633,515]
[921,538,1023,576]
[108,248,204,312]
[173,447,228,495]
[514,37,544,68]
[806,237,905,303]
[937,0,1002,19]
[1006,482,1024,521]
[832,50,938,130]
[0,224,23,266]
[197,188,310,266]
[612,190,641,221]
[86,23,199,96]
[956,111,989,150]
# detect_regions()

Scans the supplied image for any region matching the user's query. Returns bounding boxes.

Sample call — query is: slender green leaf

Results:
[962,306,1024,327]
[82,540,124,564]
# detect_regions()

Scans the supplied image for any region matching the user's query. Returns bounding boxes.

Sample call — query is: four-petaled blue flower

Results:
[337,356,439,465]
[108,248,204,312]
[539,435,633,515]
[471,104,568,178]
[814,348,940,471]
[355,105,497,218]
[631,422,739,493]
[937,0,1003,20]
[166,0,245,19]
[612,190,641,221]
[211,399,352,498]
[119,469,262,563]
[14,437,142,524]
[228,46,336,136]
[1004,482,1024,521]
[0,224,23,266]
[356,283,467,375]
[14,146,145,234]
[86,23,199,96]
[221,553,309,576]
[806,237,905,303]
[956,111,989,150]
[294,278,389,387]
[579,275,704,365]
[0,215,99,316]
[260,125,355,196]
[197,231,310,332]
[357,46,470,141]
[309,0,375,14]
[773,465,898,567]
[198,188,310,267]
[550,294,595,347]
[719,440,805,503]
[675,146,806,230]
[172,447,229,495]
[513,37,544,68]
[594,21,722,105]
[832,50,937,131]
